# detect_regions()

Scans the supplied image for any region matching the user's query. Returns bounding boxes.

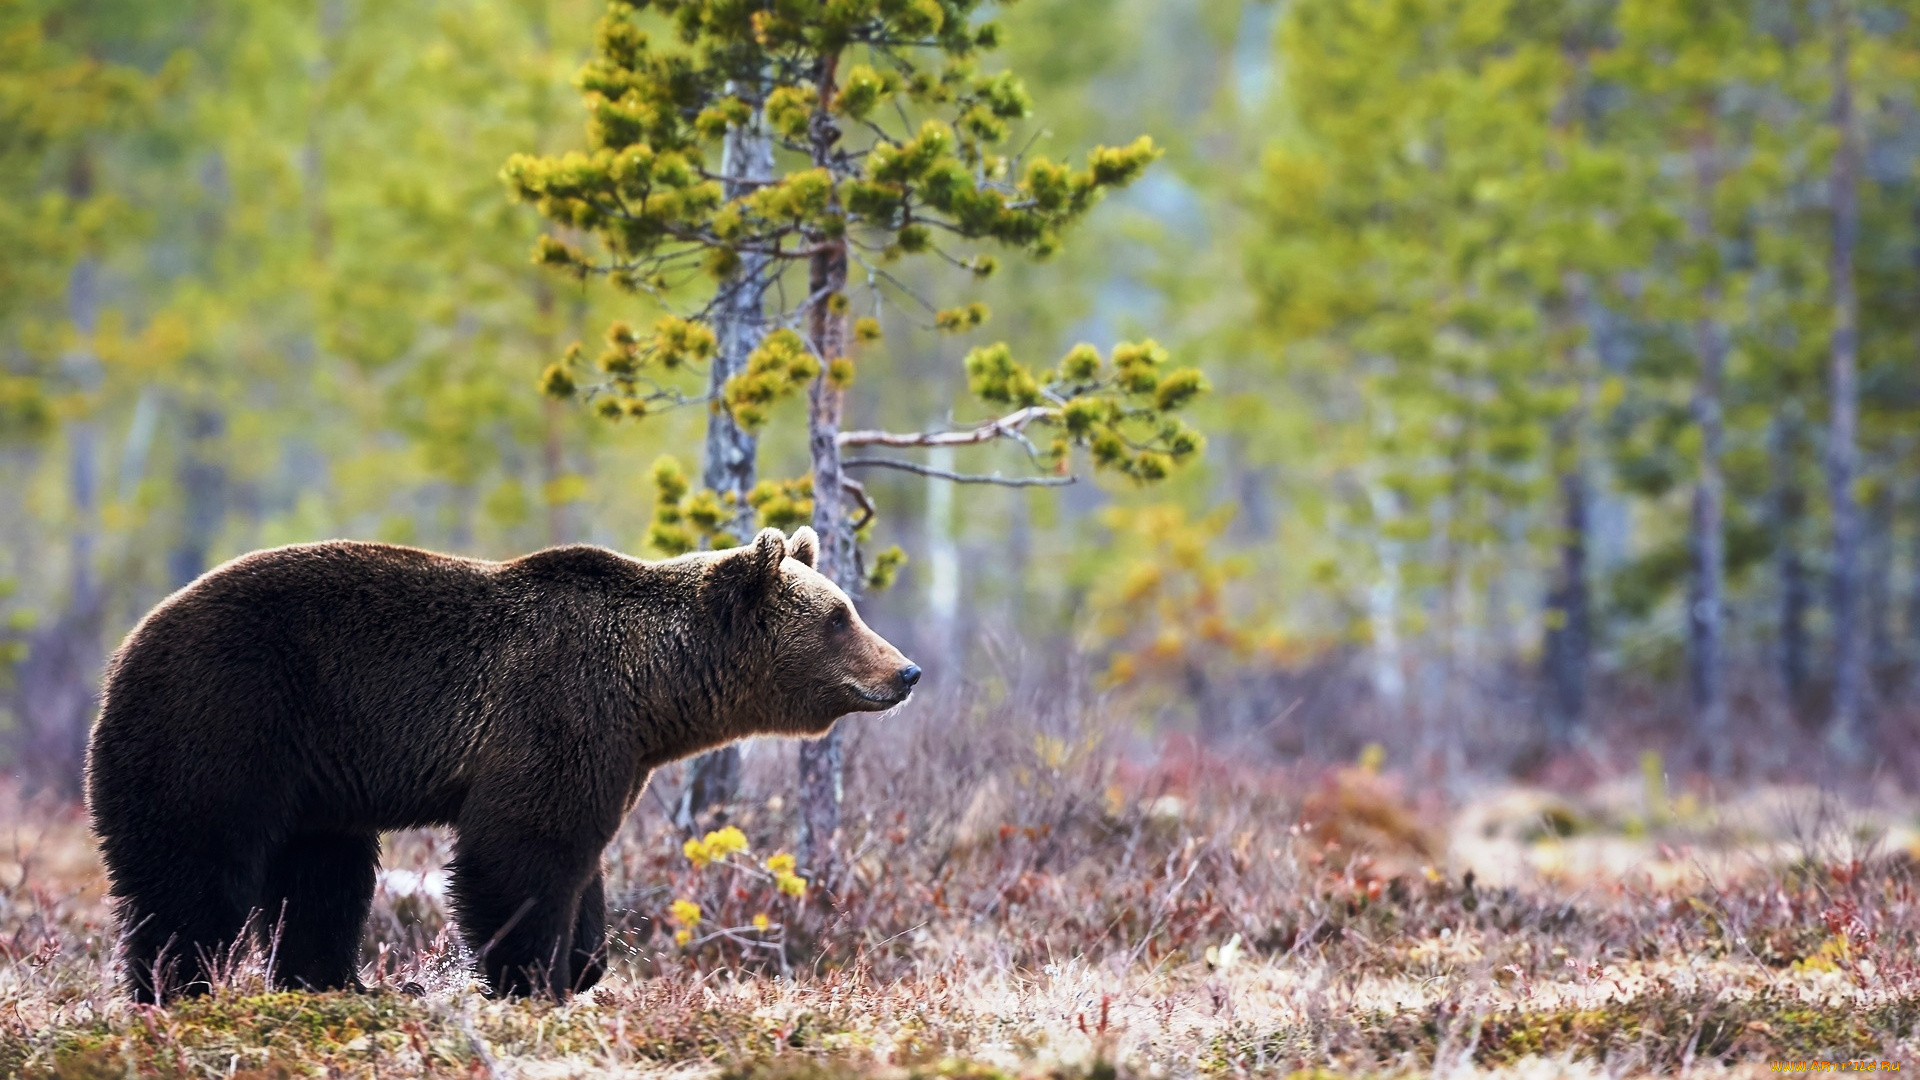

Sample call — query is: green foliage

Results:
[864,544,907,591]
[0,1,149,327]
[501,0,1164,353]
[648,455,746,555]
[505,0,1194,573]
[723,329,818,431]
[1238,0,1920,668]
[1084,504,1278,692]
[748,475,814,533]
[963,338,1206,482]
[0,0,151,447]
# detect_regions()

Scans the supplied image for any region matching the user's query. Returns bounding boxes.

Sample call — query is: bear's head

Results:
[701,526,921,735]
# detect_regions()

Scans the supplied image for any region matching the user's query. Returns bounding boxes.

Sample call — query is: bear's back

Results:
[92,542,535,831]
[127,541,500,675]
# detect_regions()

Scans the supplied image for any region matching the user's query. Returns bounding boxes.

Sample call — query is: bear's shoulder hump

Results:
[505,544,645,585]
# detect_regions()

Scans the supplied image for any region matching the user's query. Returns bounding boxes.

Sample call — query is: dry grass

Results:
[3,685,1920,1078]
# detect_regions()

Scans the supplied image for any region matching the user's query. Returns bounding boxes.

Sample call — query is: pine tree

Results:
[507,0,1207,867]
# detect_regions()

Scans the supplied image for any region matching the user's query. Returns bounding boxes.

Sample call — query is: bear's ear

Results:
[786,526,819,569]
[747,527,787,581]
[702,528,789,607]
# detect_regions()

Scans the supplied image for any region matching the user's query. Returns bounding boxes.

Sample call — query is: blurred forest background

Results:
[6,0,1920,801]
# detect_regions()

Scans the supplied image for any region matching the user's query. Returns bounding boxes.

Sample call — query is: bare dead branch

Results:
[837,406,1053,449]
[842,457,1073,487]
[840,476,877,531]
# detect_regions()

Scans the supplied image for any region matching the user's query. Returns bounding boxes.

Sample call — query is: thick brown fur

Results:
[83,527,916,1002]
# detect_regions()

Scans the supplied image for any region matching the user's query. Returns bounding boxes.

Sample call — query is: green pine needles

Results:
[504,0,1206,565]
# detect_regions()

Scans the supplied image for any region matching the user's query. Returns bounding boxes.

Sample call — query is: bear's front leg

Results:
[448,814,604,998]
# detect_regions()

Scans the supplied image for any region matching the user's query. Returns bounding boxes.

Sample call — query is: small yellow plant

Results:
[766,851,808,898]
[683,825,749,868]
[1795,933,1855,973]
[669,898,702,945]
[672,828,807,952]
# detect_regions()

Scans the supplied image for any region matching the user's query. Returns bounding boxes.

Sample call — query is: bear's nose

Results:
[898,663,922,688]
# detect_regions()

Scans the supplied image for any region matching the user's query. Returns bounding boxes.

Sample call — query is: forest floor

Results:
[3,697,1919,1079]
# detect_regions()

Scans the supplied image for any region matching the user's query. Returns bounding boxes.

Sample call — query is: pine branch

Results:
[846,251,942,314]
[842,457,1073,486]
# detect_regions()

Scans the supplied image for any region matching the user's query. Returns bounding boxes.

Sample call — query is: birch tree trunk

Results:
[1825,3,1869,758]
[1687,121,1729,775]
[679,90,773,827]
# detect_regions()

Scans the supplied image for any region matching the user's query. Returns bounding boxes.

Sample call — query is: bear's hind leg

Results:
[261,833,380,992]
[572,872,607,993]
[112,847,268,1003]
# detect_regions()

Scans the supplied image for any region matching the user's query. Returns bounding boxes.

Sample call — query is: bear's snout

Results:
[840,640,920,712]
[852,657,920,708]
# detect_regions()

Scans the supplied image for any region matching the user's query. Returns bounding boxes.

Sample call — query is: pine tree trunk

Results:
[799,54,852,873]
[1769,406,1811,714]
[1825,5,1869,757]
[679,87,773,828]
[1688,123,1729,775]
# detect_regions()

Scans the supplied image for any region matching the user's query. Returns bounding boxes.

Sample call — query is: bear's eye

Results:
[827,607,850,632]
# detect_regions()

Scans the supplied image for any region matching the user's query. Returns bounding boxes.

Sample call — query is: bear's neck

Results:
[616,585,766,771]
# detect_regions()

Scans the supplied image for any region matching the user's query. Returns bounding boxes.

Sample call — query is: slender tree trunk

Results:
[1543,466,1589,745]
[680,91,773,828]
[1364,478,1406,737]
[1866,477,1896,686]
[166,147,231,590]
[166,406,227,588]
[533,275,579,547]
[1825,4,1869,758]
[17,148,104,792]
[1430,439,1471,779]
[305,0,342,260]
[1769,404,1812,714]
[1542,275,1593,747]
[1909,212,1920,691]
[799,54,852,872]
[1910,474,1920,688]
[1687,120,1729,775]
[924,445,960,668]
[539,398,575,544]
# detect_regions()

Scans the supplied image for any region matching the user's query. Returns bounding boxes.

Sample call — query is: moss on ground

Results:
[1202,987,1920,1074]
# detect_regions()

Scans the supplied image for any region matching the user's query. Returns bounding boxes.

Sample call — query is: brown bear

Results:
[84,526,917,1002]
